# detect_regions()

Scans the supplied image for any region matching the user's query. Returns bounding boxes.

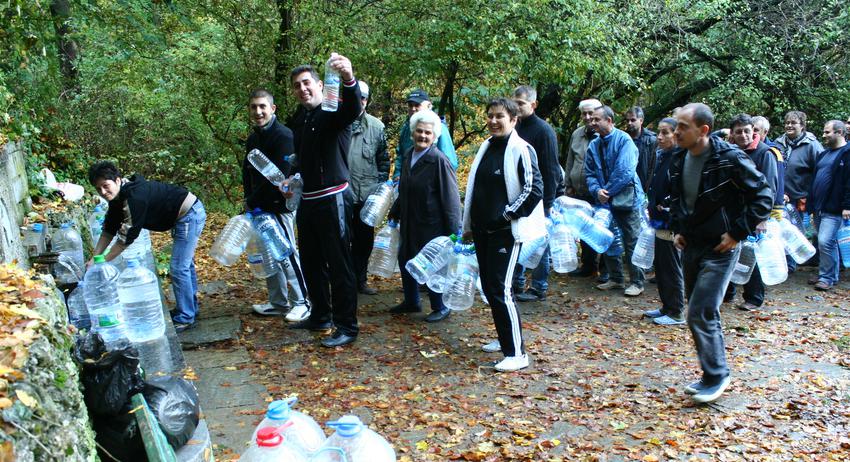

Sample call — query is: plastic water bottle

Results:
[210,213,254,266]
[247,149,287,187]
[122,230,152,273]
[779,217,816,264]
[360,181,395,227]
[838,219,850,268]
[321,54,341,112]
[754,226,788,286]
[66,281,90,330]
[592,206,612,228]
[569,211,614,254]
[251,398,326,455]
[553,196,594,216]
[426,263,449,293]
[631,223,656,269]
[117,259,165,343]
[23,223,47,256]
[405,235,454,284]
[52,223,85,284]
[246,230,279,279]
[518,234,549,269]
[783,203,804,235]
[252,212,293,261]
[286,173,304,211]
[444,247,479,311]
[314,415,396,462]
[730,236,757,285]
[605,223,624,257]
[368,220,400,278]
[89,205,106,243]
[84,255,128,348]
[240,423,309,462]
[548,219,578,273]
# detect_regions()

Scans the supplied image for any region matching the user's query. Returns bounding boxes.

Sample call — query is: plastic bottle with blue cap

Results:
[314,415,396,462]
[250,397,326,455]
[730,236,758,285]
[53,222,85,284]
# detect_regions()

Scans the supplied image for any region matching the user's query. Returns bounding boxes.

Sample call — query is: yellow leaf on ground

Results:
[415,440,428,451]
[0,398,12,409]
[15,390,36,407]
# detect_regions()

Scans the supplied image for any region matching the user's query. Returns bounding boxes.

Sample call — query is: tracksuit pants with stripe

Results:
[265,211,310,310]
[473,228,525,357]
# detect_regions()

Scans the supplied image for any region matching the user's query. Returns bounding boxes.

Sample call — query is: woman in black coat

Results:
[388,110,462,322]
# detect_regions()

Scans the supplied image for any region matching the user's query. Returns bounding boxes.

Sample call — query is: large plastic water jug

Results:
[553,196,594,216]
[443,246,479,311]
[23,223,46,256]
[549,221,578,273]
[631,222,656,269]
[286,173,304,211]
[518,234,549,269]
[210,213,253,266]
[66,281,90,330]
[83,255,128,348]
[605,223,624,257]
[240,423,309,462]
[313,415,396,462]
[838,219,850,268]
[592,206,613,228]
[89,204,106,243]
[53,222,85,284]
[779,217,816,264]
[251,211,293,261]
[117,259,165,343]
[782,202,804,235]
[368,220,400,278]
[360,181,395,227]
[730,236,757,285]
[573,211,614,254]
[426,262,449,293]
[405,235,454,284]
[246,230,279,279]
[247,149,287,187]
[755,226,788,286]
[250,397,326,455]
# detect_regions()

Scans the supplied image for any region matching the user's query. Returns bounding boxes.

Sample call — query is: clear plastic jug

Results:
[368,220,400,278]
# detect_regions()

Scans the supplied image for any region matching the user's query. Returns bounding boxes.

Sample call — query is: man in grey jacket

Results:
[347,81,390,295]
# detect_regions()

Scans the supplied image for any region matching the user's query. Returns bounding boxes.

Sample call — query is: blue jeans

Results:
[816,213,841,286]
[170,201,206,323]
[514,246,550,294]
[683,243,738,386]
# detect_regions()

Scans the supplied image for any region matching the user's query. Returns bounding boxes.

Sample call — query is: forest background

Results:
[2,0,849,212]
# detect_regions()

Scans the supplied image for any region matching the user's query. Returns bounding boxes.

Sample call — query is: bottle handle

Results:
[310,447,347,462]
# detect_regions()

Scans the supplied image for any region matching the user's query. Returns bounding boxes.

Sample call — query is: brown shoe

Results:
[813,281,831,291]
[736,302,759,311]
[807,275,819,285]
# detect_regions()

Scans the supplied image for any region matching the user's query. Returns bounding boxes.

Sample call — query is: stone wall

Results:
[0,142,29,266]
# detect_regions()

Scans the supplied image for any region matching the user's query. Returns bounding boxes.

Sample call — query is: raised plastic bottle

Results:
[250,398,326,455]
[52,222,85,284]
[443,246,479,311]
[368,220,400,278]
[210,213,254,266]
[518,233,550,269]
[286,173,304,211]
[84,255,128,348]
[252,211,293,261]
[66,281,90,330]
[240,423,309,462]
[405,235,454,284]
[754,226,788,286]
[246,230,279,279]
[23,223,47,256]
[360,181,395,227]
[247,149,287,187]
[838,219,850,268]
[321,53,341,112]
[730,236,757,285]
[117,259,165,343]
[592,206,613,228]
[779,217,816,264]
[314,415,396,462]
[631,222,656,269]
[605,223,624,257]
[548,219,578,274]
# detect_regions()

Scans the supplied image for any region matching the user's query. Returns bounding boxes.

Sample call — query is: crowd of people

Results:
[87,54,850,403]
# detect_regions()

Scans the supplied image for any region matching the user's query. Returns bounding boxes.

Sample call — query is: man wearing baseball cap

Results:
[394,89,458,180]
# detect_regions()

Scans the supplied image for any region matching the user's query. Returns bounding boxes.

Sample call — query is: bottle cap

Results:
[126,259,139,268]
[256,424,286,447]
[266,397,297,421]
[60,223,71,229]
[388,220,399,228]
[326,415,363,437]
[94,254,106,263]
[32,223,44,232]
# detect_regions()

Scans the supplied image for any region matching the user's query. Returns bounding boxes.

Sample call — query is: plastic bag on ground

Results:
[73,331,145,416]
[143,376,201,450]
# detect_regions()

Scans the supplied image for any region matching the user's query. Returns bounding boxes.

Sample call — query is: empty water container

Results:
[368,220,400,278]
[553,196,594,216]
[779,217,816,264]
[117,259,165,343]
[313,415,396,462]
[89,204,106,243]
[360,181,395,227]
[286,173,304,211]
[631,223,656,269]
[250,398,326,455]
[405,235,454,284]
[571,211,614,254]
[426,263,449,293]
[321,54,341,113]
[52,223,85,284]
[84,255,128,348]
[252,212,293,261]
[518,234,549,269]
[549,220,578,274]
[783,202,804,235]
[246,230,279,279]
[839,219,850,268]
[730,236,757,285]
[210,213,253,266]
[247,149,287,187]
[755,228,788,286]
[240,423,309,462]
[592,206,613,228]
[605,223,624,257]
[444,247,479,311]
[66,281,90,331]
[23,223,47,256]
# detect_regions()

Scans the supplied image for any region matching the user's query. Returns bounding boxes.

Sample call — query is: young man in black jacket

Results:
[243,89,311,322]
[670,103,772,403]
[282,54,363,348]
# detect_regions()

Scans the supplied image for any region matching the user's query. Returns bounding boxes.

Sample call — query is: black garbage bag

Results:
[143,376,201,449]
[92,404,145,462]
[73,332,145,416]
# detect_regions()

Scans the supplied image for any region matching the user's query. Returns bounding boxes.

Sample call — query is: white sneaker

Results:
[494,354,529,372]
[253,303,288,316]
[284,304,310,322]
[624,284,644,296]
[481,340,501,353]
[596,281,625,290]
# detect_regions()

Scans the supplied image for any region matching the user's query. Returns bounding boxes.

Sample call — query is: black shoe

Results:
[288,319,333,331]
[358,284,378,295]
[568,268,593,277]
[321,331,357,347]
[174,320,197,333]
[516,290,544,302]
[596,273,610,283]
[424,308,451,323]
[389,302,422,314]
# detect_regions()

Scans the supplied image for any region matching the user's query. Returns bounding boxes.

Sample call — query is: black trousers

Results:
[350,202,375,287]
[473,229,524,357]
[655,236,685,318]
[296,190,358,336]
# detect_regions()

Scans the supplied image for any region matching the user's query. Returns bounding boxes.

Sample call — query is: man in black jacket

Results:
[282,54,362,348]
[670,103,772,403]
[625,106,658,194]
[243,89,310,322]
[511,85,561,302]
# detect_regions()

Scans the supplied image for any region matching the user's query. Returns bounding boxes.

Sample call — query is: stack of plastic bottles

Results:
[730,236,758,285]
[631,222,656,269]
[368,220,401,278]
[838,219,850,268]
[443,244,479,311]
[52,222,85,284]
[405,235,455,284]
[84,255,129,349]
[552,200,614,254]
[314,415,396,462]
[755,220,788,285]
[547,215,578,273]
[360,181,395,227]
[250,398,326,456]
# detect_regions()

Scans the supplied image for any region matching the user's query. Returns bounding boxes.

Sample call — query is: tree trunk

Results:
[50,0,80,96]
[274,0,295,92]
[438,60,459,141]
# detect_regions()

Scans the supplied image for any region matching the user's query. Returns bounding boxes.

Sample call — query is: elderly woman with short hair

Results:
[388,110,461,323]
